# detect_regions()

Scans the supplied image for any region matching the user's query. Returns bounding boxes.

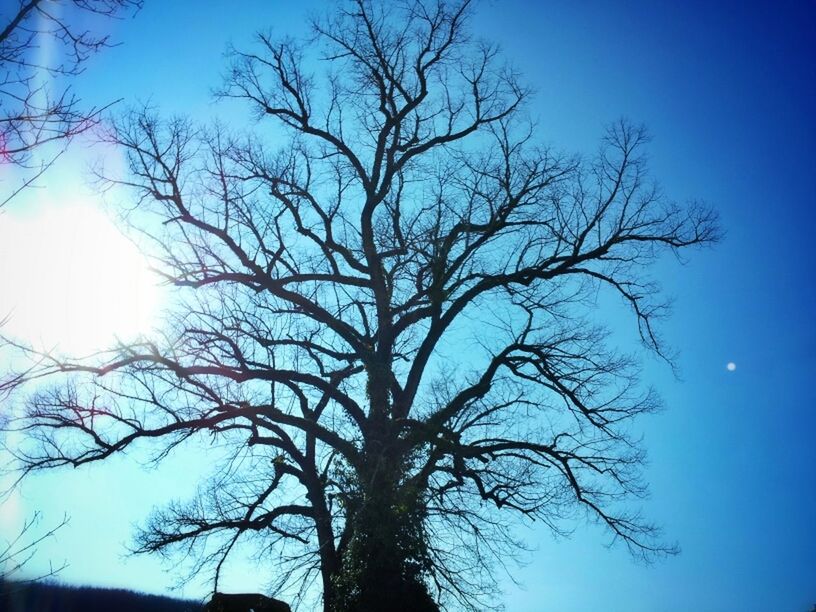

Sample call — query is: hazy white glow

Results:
[0,203,160,356]
[726,362,737,372]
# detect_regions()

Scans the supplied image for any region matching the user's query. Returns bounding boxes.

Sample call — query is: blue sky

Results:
[2,1,814,611]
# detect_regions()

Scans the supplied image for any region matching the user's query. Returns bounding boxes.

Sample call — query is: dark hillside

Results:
[0,580,204,612]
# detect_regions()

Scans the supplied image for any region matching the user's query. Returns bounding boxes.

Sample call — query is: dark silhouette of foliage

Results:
[0,580,203,612]
[1,1,719,610]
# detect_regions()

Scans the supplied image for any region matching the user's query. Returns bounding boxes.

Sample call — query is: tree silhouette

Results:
[0,511,67,582]
[1,1,140,586]
[1,1,718,610]
[0,0,141,207]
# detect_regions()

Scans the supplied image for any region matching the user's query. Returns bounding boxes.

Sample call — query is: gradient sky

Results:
[2,2,814,611]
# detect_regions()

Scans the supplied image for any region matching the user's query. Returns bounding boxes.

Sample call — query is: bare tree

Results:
[1,1,719,611]
[0,511,68,582]
[0,0,139,587]
[0,0,142,207]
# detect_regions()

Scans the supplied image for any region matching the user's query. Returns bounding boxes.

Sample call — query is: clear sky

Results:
[1,1,814,611]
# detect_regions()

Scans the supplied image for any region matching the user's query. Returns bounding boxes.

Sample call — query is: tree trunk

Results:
[332,407,437,612]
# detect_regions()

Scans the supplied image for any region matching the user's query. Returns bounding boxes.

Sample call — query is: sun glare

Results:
[0,202,161,356]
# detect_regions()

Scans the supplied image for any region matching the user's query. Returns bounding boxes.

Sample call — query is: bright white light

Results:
[726,362,737,372]
[0,202,160,356]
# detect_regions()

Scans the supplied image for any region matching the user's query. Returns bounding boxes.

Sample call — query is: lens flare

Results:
[0,202,160,356]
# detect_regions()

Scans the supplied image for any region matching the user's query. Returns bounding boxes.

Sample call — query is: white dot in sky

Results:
[726,362,737,372]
